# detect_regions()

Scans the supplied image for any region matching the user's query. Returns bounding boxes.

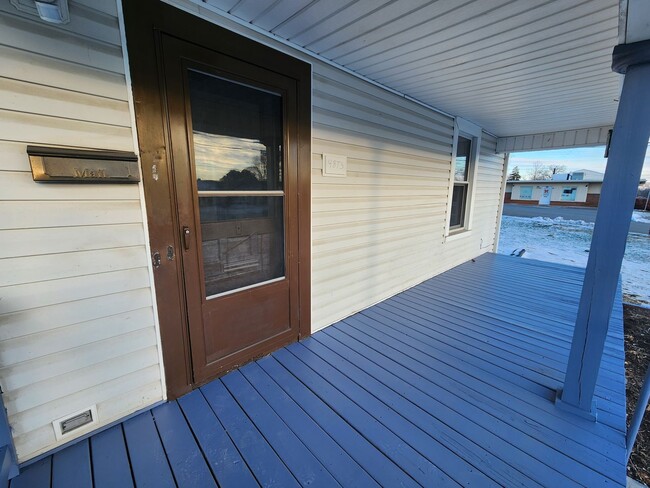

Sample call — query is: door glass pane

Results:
[200,196,284,296]
[187,69,285,297]
[189,69,283,191]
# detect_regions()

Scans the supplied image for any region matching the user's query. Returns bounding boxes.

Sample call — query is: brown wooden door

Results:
[160,34,301,384]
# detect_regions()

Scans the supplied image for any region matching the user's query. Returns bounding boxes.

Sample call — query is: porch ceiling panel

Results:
[204,0,621,137]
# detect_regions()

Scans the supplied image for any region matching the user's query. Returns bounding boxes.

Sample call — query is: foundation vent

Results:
[53,405,98,440]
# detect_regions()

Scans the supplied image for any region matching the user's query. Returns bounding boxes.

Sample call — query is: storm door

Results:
[161,35,300,383]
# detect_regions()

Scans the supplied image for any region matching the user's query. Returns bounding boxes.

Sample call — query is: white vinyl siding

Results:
[0,0,163,462]
[311,64,457,330]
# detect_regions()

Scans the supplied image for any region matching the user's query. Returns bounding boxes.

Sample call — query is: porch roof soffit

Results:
[192,0,623,140]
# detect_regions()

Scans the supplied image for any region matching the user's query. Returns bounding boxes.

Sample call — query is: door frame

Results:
[121,0,311,399]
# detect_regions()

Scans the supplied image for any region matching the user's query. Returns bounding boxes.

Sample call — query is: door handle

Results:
[182,226,191,250]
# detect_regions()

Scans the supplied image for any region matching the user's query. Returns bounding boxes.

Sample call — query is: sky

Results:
[507,145,650,182]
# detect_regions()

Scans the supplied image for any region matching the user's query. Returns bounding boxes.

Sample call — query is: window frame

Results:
[445,117,481,237]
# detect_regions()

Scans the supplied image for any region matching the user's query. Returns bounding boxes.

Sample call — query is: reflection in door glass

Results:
[189,70,283,191]
[188,69,285,297]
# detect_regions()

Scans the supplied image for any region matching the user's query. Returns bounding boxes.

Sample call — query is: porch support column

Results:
[558,41,650,418]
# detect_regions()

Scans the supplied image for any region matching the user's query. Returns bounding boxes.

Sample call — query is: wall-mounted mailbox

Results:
[27,146,140,183]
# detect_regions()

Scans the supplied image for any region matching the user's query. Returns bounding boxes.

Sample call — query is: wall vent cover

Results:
[53,405,98,440]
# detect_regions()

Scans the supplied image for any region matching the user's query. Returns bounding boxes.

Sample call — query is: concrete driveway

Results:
[502,204,650,234]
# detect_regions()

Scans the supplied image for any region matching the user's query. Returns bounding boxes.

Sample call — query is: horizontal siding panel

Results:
[5,345,160,415]
[313,205,443,229]
[313,184,448,199]
[0,141,31,171]
[311,195,445,213]
[314,123,451,161]
[0,0,121,47]
[0,246,148,287]
[0,223,145,259]
[313,169,448,188]
[0,10,124,73]
[314,230,443,264]
[0,308,155,371]
[314,221,447,246]
[311,153,452,178]
[0,77,131,127]
[1,328,157,393]
[0,200,143,229]
[313,75,452,134]
[313,92,452,146]
[0,45,128,101]
[313,139,451,170]
[14,379,163,461]
[314,108,451,154]
[3,344,158,415]
[0,267,151,314]
[0,109,133,151]
[0,171,140,201]
[10,364,162,442]
[314,61,454,126]
[72,0,119,17]
[0,289,153,341]
[313,235,442,273]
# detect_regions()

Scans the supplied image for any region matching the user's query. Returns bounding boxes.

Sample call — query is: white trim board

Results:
[496,126,612,153]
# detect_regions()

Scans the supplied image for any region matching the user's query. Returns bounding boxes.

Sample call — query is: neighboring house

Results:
[506,169,646,206]
[0,0,648,485]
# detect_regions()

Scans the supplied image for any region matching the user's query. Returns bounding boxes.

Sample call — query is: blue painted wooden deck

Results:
[11,253,627,487]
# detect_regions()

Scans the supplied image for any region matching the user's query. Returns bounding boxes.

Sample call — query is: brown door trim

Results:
[121,0,311,398]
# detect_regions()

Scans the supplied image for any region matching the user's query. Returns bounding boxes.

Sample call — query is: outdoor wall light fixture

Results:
[10,0,69,24]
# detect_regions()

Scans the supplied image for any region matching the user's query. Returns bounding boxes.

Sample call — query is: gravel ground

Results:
[625,304,650,486]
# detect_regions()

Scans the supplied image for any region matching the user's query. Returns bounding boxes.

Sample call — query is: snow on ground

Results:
[498,215,650,304]
[632,210,650,223]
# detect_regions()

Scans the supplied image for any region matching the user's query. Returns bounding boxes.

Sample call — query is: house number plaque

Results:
[27,145,140,183]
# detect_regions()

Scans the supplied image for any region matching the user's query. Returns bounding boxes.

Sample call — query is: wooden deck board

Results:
[123,411,176,488]
[10,253,627,487]
[152,402,216,487]
[177,390,259,487]
[90,425,134,488]
[238,363,381,487]
[51,439,92,488]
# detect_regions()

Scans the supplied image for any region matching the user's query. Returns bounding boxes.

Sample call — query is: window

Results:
[561,187,577,201]
[446,118,481,236]
[449,136,472,229]
[519,186,533,200]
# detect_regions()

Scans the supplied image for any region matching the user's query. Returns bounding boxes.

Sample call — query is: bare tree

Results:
[525,161,552,180]
[523,162,568,180]
[549,164,567,175]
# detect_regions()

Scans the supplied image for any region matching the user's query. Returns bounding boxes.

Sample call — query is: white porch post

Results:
[558,41,650,417]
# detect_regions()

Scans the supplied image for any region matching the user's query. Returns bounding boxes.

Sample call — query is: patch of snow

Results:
[632,211,650,223]
[498,215,650,304]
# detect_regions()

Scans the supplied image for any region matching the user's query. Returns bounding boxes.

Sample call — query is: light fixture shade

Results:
[10,0,70,24]
[35,1,65,23]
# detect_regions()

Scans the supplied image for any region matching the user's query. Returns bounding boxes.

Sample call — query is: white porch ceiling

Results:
[202,0,621,138]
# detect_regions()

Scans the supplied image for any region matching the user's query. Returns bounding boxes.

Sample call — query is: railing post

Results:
[558,42,650,418]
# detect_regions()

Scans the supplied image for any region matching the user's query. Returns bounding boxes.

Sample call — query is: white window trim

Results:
[444,117,482,238]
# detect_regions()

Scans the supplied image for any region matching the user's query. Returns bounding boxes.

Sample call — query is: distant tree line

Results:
[508,162,567,181]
